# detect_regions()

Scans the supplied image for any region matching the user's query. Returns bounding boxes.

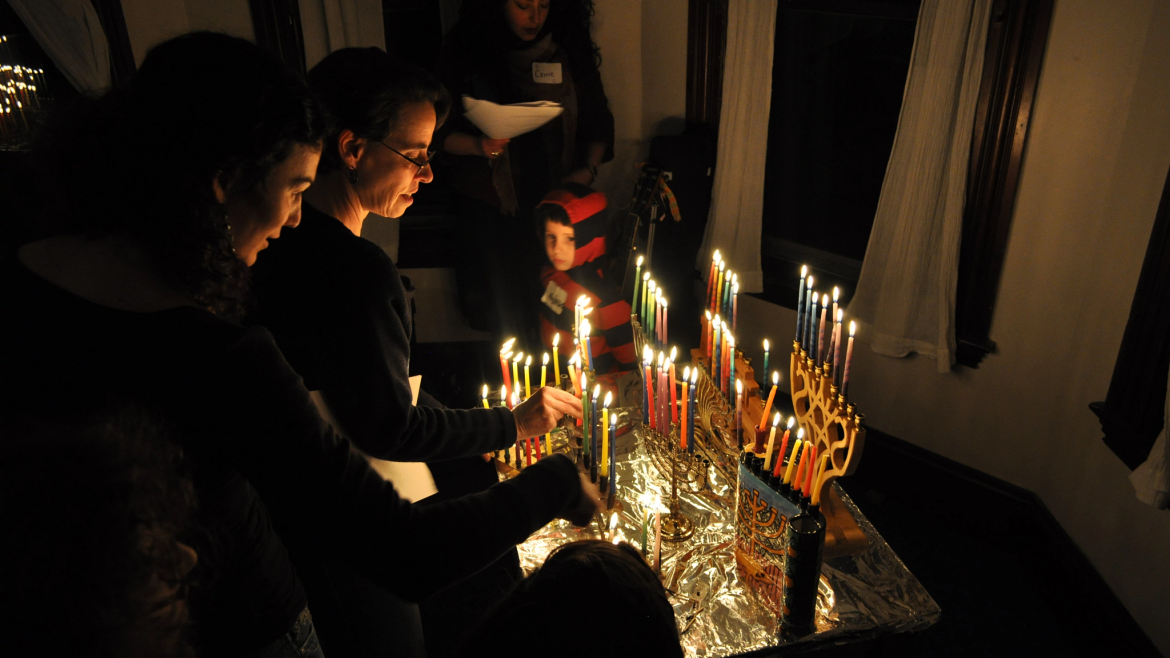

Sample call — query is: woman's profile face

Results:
[545,220,575,271]
[354,101,436,219]
[223,143,320,266]
[504,0,550,41]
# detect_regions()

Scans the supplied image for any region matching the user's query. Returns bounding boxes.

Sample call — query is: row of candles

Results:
[0,37,47,138]
[793,266,857,397]
[705,250,739,334]
[746,412,831,508]
[631,256,670,349]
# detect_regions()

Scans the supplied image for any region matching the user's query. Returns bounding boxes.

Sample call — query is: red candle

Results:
[669,355,678,425]
[772,424,792,478]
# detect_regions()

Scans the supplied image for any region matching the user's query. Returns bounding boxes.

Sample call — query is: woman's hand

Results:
[561,472,604,527]
[513,386,583,439]
[478,136,510,160]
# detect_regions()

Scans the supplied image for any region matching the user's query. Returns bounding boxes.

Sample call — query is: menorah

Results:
[788,341,865,505]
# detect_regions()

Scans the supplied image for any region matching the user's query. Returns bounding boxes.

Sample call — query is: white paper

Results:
[309,380,437,503]
[462,95,564,139]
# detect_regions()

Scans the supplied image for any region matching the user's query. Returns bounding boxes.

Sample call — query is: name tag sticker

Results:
[532,62,562,84]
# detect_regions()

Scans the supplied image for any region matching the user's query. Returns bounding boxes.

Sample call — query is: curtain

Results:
[695,0,777,293]
[1131,367,1170,509]
[298,0,385,69]
[7,0,111,93]
[847,0,993,372]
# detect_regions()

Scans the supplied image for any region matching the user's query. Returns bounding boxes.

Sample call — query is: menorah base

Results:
[661,510,696,542]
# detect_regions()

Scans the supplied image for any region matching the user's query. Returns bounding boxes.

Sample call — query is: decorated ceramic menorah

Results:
[789,341,865,504]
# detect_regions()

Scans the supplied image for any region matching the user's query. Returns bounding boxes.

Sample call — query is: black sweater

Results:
[3,257,581,654]
[250,203,516,460]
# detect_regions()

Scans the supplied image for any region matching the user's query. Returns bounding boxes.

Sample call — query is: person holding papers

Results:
[437,0,615,341]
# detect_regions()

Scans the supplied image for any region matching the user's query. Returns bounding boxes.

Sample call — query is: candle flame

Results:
[577,295,587,307]
[643,345,652,363]
[604,391,612,407]
[661,298,667,308]
[553,333,560,347]
[683,365,690,380]
[525,355,531,366]
[787,416,795,429]
[690,368,698,384]
[648,280,656,290]
[801,264,808,277]
[706,310,712,320]
[593,384,601,399]
[501,338,516,353]
[609,513,619,532]
[837,309,844,322]
[569,352,580,365]
[833,287,840,302]
[773,412,781,427]
[670,346,677,361]
[849,321,857,336]
[514,352,523,363]
[657,351,664,366]
[542,352,549,365]
[772,371,780,384]
[822,293,829,305]
[482,384,488,397]
[807,275,814,289]
[580,319,591,335]
[637,255,643,266]
[612,531,623,545]
[610,413,617,427]
[763,338,769,350]
[502,350,513,360]
[713,249,721,261]
[736,379,742,394]
[713,313,720,323]
[500,385,507,401]
[719,261,725,271]
[797,428,805,439]
[733,281,738,292]
[583,306,593,316]
[643,271,650,281]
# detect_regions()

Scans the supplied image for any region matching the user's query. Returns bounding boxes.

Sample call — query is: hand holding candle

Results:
[524,354,532,399]
[540,352,549,388]
[552,333,561,386]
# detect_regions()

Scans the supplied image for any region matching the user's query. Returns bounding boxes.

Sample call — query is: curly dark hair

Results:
[309,47,451,174]
[455,539,683,657]
[451,0,603,81]
[33,32,327,319]
[1,405,199,658]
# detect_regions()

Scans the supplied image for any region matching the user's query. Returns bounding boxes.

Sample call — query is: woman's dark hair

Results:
[309,47,451,174]
[1,406,198,657]
[34,32,327,319]
[453,0,603,79]
[455,540,683,657]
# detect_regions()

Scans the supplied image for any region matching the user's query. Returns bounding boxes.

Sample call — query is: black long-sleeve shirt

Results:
[250,203,515,461]
[3,257,581,654]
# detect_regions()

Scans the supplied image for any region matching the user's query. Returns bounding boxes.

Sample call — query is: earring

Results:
[346,167,359,185]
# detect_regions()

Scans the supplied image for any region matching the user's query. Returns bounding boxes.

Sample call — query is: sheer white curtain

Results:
[1131,368,1170,509]
[298,0,385,69]
[696,0,777,293]
[847,0,993,372]
[7,0,110,93]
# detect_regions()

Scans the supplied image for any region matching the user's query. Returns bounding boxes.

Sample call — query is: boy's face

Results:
[545,221,576,271]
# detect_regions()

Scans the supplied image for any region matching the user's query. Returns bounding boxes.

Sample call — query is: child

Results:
[536,184,636,374]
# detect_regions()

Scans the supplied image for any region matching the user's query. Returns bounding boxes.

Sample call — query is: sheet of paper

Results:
[462,95,564,139]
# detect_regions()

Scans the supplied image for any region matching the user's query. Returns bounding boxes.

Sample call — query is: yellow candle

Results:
[541,352,549,388]
[545,432,552,458]
[601,396,611,476]
[759,371,780,431]
[784,434,805,484]
[553,333,561,386]
[482,384,490,409]
[763,412,780,471]
[524,355,532,399]
[811,452,831,506]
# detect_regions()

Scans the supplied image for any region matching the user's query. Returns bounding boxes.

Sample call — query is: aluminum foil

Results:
[514,420,940,656]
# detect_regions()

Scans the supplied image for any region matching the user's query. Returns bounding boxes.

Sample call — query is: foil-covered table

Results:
[514,420,940,657]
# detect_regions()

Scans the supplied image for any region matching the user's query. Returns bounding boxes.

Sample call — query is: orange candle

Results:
[759,371,780,431]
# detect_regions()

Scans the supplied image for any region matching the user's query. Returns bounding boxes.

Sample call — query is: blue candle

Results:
[591,386,600,468]
[688,369,697,453]
[803,277,815,353]
[809,294,820,362]
[796,266,807,344]
[728,338,736,404]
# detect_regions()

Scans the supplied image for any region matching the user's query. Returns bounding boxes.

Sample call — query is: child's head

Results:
[535,183,608,272]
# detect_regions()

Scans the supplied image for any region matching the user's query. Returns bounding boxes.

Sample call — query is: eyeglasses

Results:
[377,141,435,174]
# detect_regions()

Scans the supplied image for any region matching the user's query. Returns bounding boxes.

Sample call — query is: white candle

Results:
[842,321,856,398]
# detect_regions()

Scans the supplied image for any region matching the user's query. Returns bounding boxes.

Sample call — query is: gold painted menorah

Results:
[789,341,865,507]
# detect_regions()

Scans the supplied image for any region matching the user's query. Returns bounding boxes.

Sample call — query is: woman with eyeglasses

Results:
[249,47,593,657]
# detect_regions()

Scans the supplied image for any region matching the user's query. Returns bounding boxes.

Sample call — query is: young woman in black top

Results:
[4,32,598,657]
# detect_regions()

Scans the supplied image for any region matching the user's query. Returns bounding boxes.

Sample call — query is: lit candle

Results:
[784,434,804,485]
[831,287,840,342]
[645,281,656,337]
[662,298,668,346]
[512,353,522,397]
[657,351,666,432]
[804,276,815,352]
[715,261,725,313]
[763,412,781,471]
[796,265,808,344]
[688,368,698,453]
[524,355,532,399]
[633,255,643,311]
[645,347,655,428]
[601,392,612,476]
[552,333,561,387]
[645,269,655,325]
[818,294,829,365]
[669,347,678,425]
[609,413,618,502]
[568,353,581,395]
[732,279,738,334]
[541,352,549,388]
[581,319,594,371]
[722,269,732,318]
[707,250,720,310]
[759,371,779,431]
[500,338,515,391]
[680,366,690,449]
[843,321,856,398]
[608,513,619,543]
[500,385,508,409]
[773,416,794,478]
[482,384,489,409]
[736,379,744,450]
[832,309,844,386]
[591,385,601,474]
[762,339,770,388]
[655,291,663,345]
[711,314,721,378]
[727,334,736,404]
